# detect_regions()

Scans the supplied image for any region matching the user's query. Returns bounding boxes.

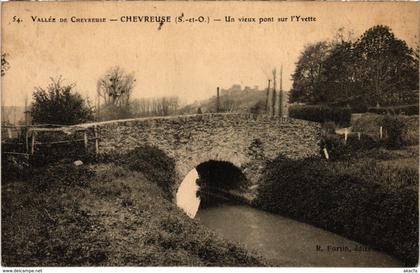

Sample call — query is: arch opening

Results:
[176,160,248,218]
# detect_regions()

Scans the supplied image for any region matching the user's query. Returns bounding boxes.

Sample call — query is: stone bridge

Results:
[82,113,321,191]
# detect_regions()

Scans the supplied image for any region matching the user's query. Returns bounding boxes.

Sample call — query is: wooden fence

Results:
[1,124,100,158]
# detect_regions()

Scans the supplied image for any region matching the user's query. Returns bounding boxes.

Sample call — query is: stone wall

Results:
[84,113,321,184]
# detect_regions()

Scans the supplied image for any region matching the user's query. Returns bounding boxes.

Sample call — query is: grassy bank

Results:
[254,149,418,267]
[2,149,268,266]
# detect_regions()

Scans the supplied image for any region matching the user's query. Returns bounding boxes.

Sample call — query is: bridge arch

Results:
[174,149,250,190]
[176,158,249,217]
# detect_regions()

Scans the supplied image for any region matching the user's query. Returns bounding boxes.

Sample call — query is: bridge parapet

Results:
[87,113,321,189]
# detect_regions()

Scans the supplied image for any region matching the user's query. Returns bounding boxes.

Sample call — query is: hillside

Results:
[180,85,288,115]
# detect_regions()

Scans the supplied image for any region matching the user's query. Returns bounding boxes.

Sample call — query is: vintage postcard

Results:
[1,1,419,271]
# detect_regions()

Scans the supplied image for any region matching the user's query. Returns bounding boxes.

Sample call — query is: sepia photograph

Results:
[1,1,419,270]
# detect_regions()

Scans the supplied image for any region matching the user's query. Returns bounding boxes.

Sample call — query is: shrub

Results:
[320,133,378,160]
[125,146,176,199]
[352,113,419,146]
[321,122,336,134]
[249,100,266,115]
[1,154,31,182]
[31,77,94,125]
[381,115,405,149]
[368,104,419,116]
[350,101,369,113]
[32,163,94,192]
[328,96,369,113]
[289,105,351,126]
[255,156,418,266]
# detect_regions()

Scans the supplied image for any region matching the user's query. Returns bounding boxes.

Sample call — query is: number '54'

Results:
[13,16,22,23]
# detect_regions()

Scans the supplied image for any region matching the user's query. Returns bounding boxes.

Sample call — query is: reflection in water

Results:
[176,168,200,218]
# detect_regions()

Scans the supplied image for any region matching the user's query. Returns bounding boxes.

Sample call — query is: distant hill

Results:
[180,84,289,115]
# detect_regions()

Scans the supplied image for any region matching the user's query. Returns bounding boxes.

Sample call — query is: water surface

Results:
[197,203,401,267]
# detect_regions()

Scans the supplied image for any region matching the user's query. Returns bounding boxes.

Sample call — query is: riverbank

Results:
[254,146,419,266]
[2,160,268,266]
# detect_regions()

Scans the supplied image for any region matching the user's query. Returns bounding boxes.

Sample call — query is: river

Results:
[176,169,402,267]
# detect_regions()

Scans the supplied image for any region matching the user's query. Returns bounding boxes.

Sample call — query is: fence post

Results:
[323,148,329,160]
[25,127,29,153]
[344,128,348,144]
[31,131,36,155]
[358,132,361,141]
[379,126,383,139]
[84,131,88,153]
[94,125,99,155]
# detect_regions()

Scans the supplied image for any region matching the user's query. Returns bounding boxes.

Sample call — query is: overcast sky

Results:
[2,1,419,107]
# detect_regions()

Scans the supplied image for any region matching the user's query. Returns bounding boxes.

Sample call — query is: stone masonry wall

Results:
[83,113,321,184]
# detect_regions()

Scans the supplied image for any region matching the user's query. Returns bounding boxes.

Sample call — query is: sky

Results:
[2,1,419,107]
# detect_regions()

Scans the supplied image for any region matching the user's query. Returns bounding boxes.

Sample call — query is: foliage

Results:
[1,154,31,182]
[381,115,405,149]
[354,25,419,106]
[352,113,419,146]
[328,95,369,113]
[125,146,177,199]
[31,77,94,125]
[368,104,419,115]
[255,156,418,266]
[290,25,419,107]
[289,42,331,104]
[249,100,266,114]
[2,162,267,266]
[289,105,351,126]
[98,103,133,121]
[320,133,378,160]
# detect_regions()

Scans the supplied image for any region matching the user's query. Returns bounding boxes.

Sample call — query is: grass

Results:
[351,113,419,146]
[2,160,268,266]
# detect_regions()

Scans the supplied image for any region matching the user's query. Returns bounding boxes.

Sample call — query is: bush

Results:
[125,146,176,199]
[27,163,95,193]
[255,156,418,266]
[320,133,378,160]
[31,77,94,125]
[1,154,31,182]
[352,113,419,146]
[328,96,369,113]
[321,122,337,134]
[368,104,419,116]
[289,105,351,126]
[381,115,405,149]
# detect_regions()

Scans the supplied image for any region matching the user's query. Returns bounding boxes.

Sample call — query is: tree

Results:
[289,41,331,104]
[97,66,136,120]
[290,25,419,107]
[31,77,94,125]
[354,25,418,106]
[130,96,180,117]
[321,40,361,105]
[97,66,135,107]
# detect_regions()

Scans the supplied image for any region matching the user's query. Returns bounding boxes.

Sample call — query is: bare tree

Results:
[131,96,180,117]
[97,66,135,107]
